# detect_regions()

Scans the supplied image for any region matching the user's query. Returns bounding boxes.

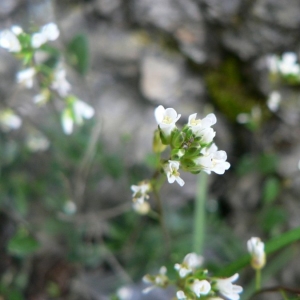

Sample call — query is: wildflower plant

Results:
[0,23,94,135]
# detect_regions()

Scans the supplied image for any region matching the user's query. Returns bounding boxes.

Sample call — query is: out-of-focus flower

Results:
[143,266,168,294]
[11,25,23,36]
[215,273,243,300]
[16,68,36,89]
[176,290,187,300]
[51,67,71,97]
[155,105,181,137]
[132,201,150,215]
[63,200,77,215]
[174,252,203,278]
[278,52,300,75]
[247,237,266,270]
[164,160,184,186]
[131,181,151,203]
[190,279,211,298]
[267,91,281,112]
[26,131,50,152]
[0,29,21,52]
[117,286,134,300]
[31,22,60,48]
[0,109,22,132]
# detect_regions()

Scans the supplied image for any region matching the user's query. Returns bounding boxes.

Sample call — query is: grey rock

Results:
[251,0,300,29]
[0,0,20,17]
[95,0,121,16]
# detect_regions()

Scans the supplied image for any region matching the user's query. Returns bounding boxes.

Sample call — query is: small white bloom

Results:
[174,252,203,278]
[188,113,217,136]
[0,29,21,52]
[73,99,95,123]
[31,32,47,48]
[247,237,266,269]
[176,290,187,300]
[41,22,60,41]
[236,113,250,124]
[63,200,77,215]
[16,68,36,89]
[267,91,281,112]
[190,279,211,297]
[0,109,22,132]
[26,132,50,152]
[61,109,74,135]
[132,201,150,215]
[278,52,300,75]
[143,266,168,294]
[164,160,185,186]
[215,273,243,300]
[131,182,151,203]
[155,105,181,137]
[117,286,133,300]
[51,67,71,97]
[200,127,216,144]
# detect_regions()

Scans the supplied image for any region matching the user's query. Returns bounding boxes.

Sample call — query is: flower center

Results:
[162,115,173,124]
[190,118,200,126]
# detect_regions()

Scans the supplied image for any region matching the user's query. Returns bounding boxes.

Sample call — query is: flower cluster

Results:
[143,252,243,300]
[130,181,151,215]
[154,105,230,186]
[0,24,94,135]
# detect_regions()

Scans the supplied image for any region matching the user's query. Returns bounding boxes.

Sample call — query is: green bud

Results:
[153,129,167,153]
[170,129,185,148]
[171,148,185,160]
[183,145,201,159]
[158,127,170,145]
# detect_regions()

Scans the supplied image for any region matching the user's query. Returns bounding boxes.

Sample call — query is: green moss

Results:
[205,57,267,123]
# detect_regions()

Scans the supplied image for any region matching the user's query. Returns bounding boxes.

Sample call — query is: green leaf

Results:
[216,226,300,277]
[257,153,278,175]
[262,177,281,205]
[7,227,40,257]
[67,34,89,75]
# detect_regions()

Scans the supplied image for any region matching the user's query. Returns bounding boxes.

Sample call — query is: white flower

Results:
[61,99,95,135]
[11,25,23,36]
[200,127,216,144]
[190,279,211,297]
[176,290,187,300]
[215,273,243,300]
[247,237,266,270]
[0,109,22,132]
[132,201,150,215]
[278,52,300,75]
[0,29,21,52]
[143,266,168,294]
[131,182,151,203]
[26,131,50,152]
[267,91,281,112]
[174,252,203,278]
[155,105,181,137]
[31,23,60,48]
[16,68,36,89]
[51,67,71,97]
[41,23,60,41]
[117,286,133,300]
[164,160,185,186]
[188,113,217,136]
[200,144,230,175]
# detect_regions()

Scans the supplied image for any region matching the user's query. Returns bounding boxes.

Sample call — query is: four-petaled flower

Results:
[155,105,181,137]
[174,252,203,278]
[164,160,185,186]
[131,182,151,203]
[215,273,243,300]
[190,279,211,298]
[31,22,60,48]
[247,237,266,270]
[188,113,217,136]
[143,266,168,294]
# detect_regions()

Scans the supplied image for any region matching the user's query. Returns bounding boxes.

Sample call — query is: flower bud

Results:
[170,129,185,149]
[153,129,167,153]
[247,237,266,270]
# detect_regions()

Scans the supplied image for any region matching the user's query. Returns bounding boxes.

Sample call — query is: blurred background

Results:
[0,0,300,299]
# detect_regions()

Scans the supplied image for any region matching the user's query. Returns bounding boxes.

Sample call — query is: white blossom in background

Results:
[190,279,211,298]
[188,113,217,137]
[278,52,300,76]
[116,286,134,300]
[215,273,243,300]
[247,237,266,270]
[267,91,281,112]
[174,252,203,278]
[16,68,36,89]
[131,182,151,203]
[236,113,250,124]
[164,160,185,186]
[176,290,187,300]
[0,29,21,52]
[11,25,23,35]
[63,200,77,215]
[155,105,181,137]
[51,67,71,97]
[26,131,50,152]
[143,266,168,294]
[0,109,22,132]
[61,99,95,135]
[132,201,150,215]
[31,22,60,48]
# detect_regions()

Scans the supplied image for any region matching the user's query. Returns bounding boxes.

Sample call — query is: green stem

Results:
[193,172,208,255]
[280,289,289,300]
[255,269,261,291]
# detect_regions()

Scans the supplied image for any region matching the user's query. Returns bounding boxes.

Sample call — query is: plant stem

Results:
[280,289,289,300]
[255,269,261,291]
[193,172,208,255]
[152,185,171,257]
